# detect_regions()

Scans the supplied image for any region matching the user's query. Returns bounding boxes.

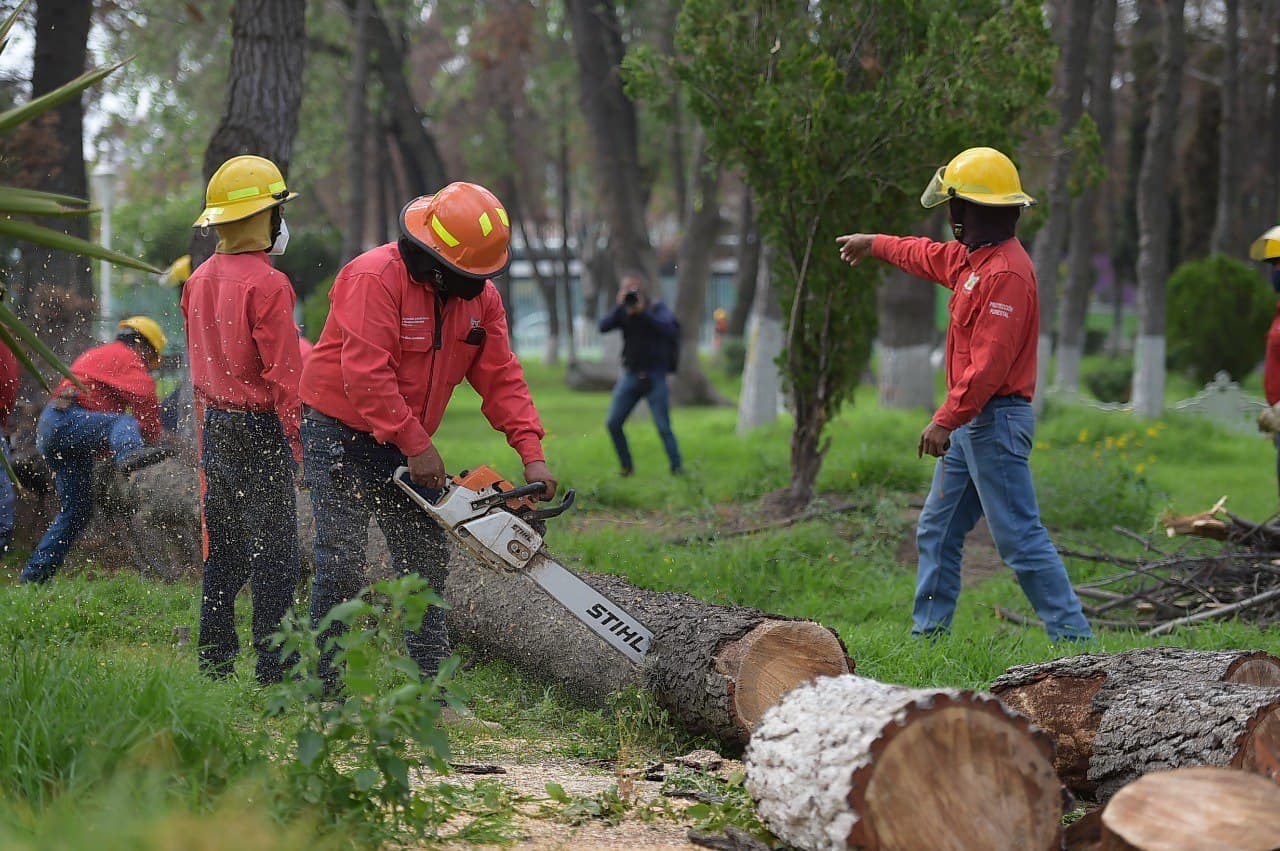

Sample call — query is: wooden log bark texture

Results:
[744,674,1062,851]
[1099,767,1280,851]
[443,550,852,749]
[991,646,1280,798]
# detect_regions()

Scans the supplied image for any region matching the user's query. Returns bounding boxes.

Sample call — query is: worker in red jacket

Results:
[1251,225,1280,494]
[0,344,19,554]
[300,181,556,709]
[183,154,304,684]
[837,146,1091,642]
[20,318,171,584]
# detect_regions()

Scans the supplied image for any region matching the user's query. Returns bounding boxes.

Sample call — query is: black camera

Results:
[623,290,640,306]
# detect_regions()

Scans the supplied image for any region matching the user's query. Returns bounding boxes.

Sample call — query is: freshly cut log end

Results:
[746,675,1061,851]
[991,647,1280,797]
[1100,767,1280,851]
[714,619,853,732]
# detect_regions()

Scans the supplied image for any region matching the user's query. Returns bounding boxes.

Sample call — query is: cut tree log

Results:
[1099,767,1280,851]
[992,647,1280,798]
[744,674,1062,851]
[1161,497,1280,549]
[443,551,853,749]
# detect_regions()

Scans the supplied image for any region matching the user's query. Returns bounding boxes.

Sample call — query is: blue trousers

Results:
[302,413,451,687]
[198,409,300,683]
[0,437,14,553]
[20,404,145,584]
[605,370,682,473]
[914,397,1092,641]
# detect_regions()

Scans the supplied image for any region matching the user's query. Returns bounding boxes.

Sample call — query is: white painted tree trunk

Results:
[1033,333,1053,414]
[1055,341,1084,398]
[876,342,933,410]
[1131,334,1166,418]
[745,674,1061,851]
[737,245,783,434]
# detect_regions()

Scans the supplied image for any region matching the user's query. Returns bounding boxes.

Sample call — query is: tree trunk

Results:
[737,244,783,434]
[1057,0,1118,395]
[1032,0,1096,409]
[991,647,1280,800]
[1209,0,1240,255]
[727,189,758,339]
[670,136,728,406]
[190,0,307,268]
[564,0,655,281]
[745,675,1061,851]
[1131,0,1185,418]
[341,0,370,263]
[443,550,852,750]
[20,0,94,355]
[1098,767,1280,851]
[876,222,937,411]
[347,0,448,197]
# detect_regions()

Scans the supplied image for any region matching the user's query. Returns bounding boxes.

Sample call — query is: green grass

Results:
[3,359,1280,845]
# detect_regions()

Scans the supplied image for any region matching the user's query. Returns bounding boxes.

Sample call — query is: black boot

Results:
[117,445,174,475]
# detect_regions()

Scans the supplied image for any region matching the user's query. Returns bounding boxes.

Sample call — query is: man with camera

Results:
[597,272,683,477]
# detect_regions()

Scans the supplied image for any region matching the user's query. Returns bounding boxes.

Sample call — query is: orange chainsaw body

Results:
[452,465,539,513]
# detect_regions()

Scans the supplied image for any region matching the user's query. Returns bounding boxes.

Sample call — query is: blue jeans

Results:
[0,437,14,552]
[198,409,300,683]
[20,404,145,584]
[605,370,682,473]
[914,397,1092,641]
[302,413,451,687]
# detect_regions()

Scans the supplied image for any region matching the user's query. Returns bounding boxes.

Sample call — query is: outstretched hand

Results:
[836,233,876,267]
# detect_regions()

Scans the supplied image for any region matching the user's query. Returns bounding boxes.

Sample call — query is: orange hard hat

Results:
[399,182,511,279]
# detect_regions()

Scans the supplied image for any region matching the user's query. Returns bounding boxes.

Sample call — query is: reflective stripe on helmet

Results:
[495,207,509,227]
[479,212,493,237]
[431,214,461,247]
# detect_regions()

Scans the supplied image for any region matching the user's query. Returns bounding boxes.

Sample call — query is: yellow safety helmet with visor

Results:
[920,147,1037,209]
[193,155,297,228]
[1249,225,1280,262]
[117,316,168,359]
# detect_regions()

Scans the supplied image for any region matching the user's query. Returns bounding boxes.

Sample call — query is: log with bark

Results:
[1160,497,1280,549]
[744,674,1062,851]
[1098,767,1280,851]
[443,550,853,749]
[992,648,1280,800]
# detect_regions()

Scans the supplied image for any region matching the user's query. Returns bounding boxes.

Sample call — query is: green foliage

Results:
[665,768,776,846]
[266,575,462,845]
[273,224,343,302]
[300,275,336,341]
[1166,253,1274,384]
[1034,425,1159,531]
[643,0,1054,496]
[1082,356,1134,403]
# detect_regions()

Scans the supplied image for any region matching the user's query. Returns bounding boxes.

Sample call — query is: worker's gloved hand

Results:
[408,445,446,489]
[1259,404,1280,434]
[523,460,557,502]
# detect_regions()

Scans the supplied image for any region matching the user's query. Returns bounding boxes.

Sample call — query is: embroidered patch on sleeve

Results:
[989,301,1014,319]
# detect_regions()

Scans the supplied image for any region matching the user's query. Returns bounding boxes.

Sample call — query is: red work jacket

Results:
[1265,302,1280,406]
[299,243,545,463]
[53,341,163,443]
[873,235,1039,430]
[182,251,303,455]
[0,345,18,428]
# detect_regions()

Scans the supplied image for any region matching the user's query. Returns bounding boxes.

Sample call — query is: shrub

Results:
[1035,429,1158,531]
[299,274,335,341]
[1166,253,1274,384]
[1081,358,1133,403]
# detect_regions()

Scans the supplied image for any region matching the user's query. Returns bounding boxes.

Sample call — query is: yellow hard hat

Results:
[117,316,168,357]
[920,147,1037,209]
[161,255,192,287]
[1249,225,1280,262]
[193,155,297,228]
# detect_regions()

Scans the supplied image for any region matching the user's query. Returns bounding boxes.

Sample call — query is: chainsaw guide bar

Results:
[392,465,654,664]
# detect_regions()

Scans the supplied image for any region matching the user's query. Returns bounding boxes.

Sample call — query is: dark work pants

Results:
[198,409,300,683]
[302,412,451,689]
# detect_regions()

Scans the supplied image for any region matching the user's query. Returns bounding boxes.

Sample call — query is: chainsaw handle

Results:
[522,488,576,521]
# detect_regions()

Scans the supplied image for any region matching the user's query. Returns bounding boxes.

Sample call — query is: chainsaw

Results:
[391,465,653,664]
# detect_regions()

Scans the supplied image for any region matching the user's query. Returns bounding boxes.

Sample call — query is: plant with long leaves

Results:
[0,1,161,394]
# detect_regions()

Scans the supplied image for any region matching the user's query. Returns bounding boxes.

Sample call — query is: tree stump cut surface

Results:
[444,551,851,748]
[1099,767,1280,851]
[745,674,1061,851]
[991,647,1280,797]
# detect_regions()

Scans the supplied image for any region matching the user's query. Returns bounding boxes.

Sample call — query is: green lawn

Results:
[2,359,1277,847]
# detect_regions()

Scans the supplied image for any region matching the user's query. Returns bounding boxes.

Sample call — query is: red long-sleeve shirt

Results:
[872,235,1039,430]
[1265,302,1280,406]
[299,243,545,463]
[53,341,163,443]
[181,251,303,456]
[0,345,18,428]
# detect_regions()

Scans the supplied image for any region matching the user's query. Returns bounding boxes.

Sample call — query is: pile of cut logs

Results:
[741,646,1280,851]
